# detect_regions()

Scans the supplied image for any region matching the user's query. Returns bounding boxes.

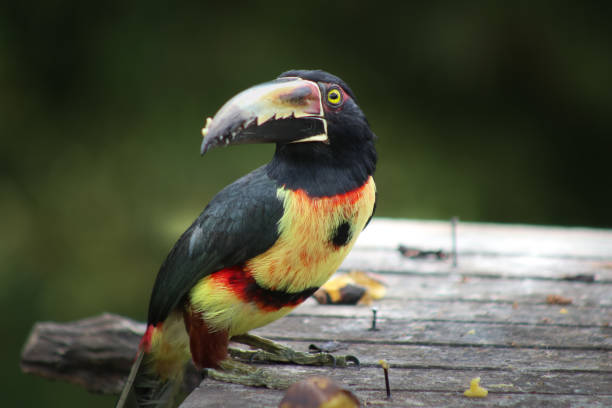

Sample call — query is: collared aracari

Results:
[116,69,377,407]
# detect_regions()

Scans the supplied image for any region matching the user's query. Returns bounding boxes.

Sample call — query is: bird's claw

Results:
[229,346,359,368]
[346,355,360,367]
[228,334,359,368]
[329,353,360,368]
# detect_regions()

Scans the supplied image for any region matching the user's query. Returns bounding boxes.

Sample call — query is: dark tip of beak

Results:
[200,118,217,155]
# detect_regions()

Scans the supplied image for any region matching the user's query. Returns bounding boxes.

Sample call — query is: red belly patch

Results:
[211,266,318,312]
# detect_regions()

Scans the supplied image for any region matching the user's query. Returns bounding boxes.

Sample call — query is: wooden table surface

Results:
[181,218,612,407]
[20,218,612,407]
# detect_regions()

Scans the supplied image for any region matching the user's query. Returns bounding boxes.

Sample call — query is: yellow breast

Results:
[248,176,376,292]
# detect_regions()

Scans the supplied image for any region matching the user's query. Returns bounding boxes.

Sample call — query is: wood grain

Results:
[19,219,612,407]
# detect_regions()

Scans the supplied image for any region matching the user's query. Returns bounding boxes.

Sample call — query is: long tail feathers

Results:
[115,349,186,408]
[117,313,196,407]
[116,350,145,408]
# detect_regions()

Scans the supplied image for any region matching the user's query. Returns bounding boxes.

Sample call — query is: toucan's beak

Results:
[200,77,328,155]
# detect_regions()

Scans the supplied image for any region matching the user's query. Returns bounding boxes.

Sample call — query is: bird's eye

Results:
[326,87,343,106]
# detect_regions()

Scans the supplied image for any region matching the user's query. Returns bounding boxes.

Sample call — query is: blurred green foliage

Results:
[1,1,611,406]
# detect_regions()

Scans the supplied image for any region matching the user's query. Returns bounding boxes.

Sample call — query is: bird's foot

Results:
[228,333,359,368]
[204,358,292,389]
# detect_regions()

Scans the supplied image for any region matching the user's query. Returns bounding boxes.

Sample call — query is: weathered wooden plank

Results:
[264,365,611,395]
[294,299,612,327]
[253,315,612,349]
[319,273,612,306]
[254,341,612,372]
[357,218,612,259]
[354,391,612,408]
[341,249,612,280]
[19,313,611,400]
[20,219,612,407]
[181,381,612,408]
[20,313,144,394]
[182,366,612,407]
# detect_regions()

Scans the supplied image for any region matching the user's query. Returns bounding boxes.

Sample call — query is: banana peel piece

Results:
[313,270,386,305]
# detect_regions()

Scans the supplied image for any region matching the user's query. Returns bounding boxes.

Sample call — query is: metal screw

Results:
[369,307,379,331]
[451,216,459,268]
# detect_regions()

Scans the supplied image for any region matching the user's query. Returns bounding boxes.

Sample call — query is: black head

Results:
[200,69,376,196]
[272,69,377,195]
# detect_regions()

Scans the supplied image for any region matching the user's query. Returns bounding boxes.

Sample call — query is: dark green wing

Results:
[147,166,283,325]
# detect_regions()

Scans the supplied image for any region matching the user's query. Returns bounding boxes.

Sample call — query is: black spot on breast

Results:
[331,221,352,247]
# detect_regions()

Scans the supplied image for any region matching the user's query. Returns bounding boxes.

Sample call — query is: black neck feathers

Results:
[266,140,376,197]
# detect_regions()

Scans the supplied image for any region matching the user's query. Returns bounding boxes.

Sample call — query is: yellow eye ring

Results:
[327,88,343,106]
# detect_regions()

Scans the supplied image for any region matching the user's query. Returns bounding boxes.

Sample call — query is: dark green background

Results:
[2,1,611,406]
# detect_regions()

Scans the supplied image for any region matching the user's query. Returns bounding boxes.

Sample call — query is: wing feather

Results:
[147,166,283,325]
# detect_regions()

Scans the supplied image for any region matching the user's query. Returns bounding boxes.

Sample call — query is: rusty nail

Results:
[379,359,391,399]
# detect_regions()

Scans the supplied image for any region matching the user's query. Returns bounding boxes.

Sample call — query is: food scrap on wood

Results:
[546,294,573,305]
[561,273,595,282]
[463,377,488,398]
[398,245,448,260]
[279,376,360,408]
[313,270,386,305]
